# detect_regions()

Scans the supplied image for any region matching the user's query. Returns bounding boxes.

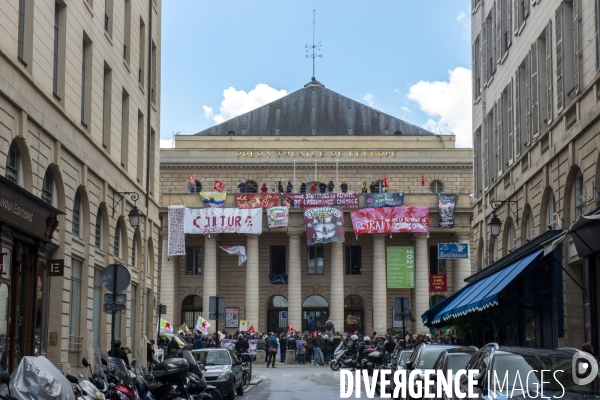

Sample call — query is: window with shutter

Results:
[531,41,540,138]
[491,9,496,74]
[508,79,514,165]
[596,0,600,72]
[496,0,502,62]
[484,115,489,189]
[492,103,497,179]
[513,0,519,34]
[483,21,488,83]
[497,96,503,176]
[506,0,512,48]
[556,3,564,112]
[573,0,580,95]
[515,68,521,158]
[545,22,553,125]
[474,128,480,196]
[525,52,531,146]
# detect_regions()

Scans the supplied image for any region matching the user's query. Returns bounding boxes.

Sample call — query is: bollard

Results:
[254,350,266,364]
[285,350,295,364]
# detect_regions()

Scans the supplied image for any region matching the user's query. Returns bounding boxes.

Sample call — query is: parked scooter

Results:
[329,342,356,371]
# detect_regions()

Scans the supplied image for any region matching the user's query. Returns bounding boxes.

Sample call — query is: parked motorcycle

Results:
[183,350,223,400]
[330,342,358,371]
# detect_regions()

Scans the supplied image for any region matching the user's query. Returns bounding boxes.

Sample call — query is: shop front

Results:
[422,231,565,348]
[0,176,62,372]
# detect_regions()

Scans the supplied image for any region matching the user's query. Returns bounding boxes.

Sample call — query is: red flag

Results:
[189,173,196,185]
[383,175,389,190]
[312,329,318,337]
[248,325,255,334]
[214,180,225,193]
[286,324,297,333]
[421,174,425,187]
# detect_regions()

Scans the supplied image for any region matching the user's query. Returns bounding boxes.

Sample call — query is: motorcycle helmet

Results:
[351,335,358,342]
[363,336,370,343]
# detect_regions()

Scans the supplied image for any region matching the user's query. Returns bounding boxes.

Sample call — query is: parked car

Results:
[388,349,414,396]
[430,347,478,400]
[402,344,468,400]
[192,348,244,400]
[455,344,600,400]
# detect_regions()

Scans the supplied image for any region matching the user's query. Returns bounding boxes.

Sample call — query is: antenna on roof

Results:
[305,9,322,80]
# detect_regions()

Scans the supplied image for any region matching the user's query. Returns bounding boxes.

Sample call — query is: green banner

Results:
[386,246,415,288]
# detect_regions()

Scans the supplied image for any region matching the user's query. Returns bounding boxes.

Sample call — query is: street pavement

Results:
[243,362,349,400]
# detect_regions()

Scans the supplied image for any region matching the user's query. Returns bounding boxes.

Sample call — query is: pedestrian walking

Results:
[310,333,323,366]
[147,340,159,367]
[266,334,278,368]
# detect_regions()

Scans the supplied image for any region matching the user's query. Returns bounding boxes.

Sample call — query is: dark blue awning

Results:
[422,249,543,326]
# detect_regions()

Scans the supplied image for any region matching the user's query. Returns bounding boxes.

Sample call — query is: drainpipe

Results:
[480,0,488,269]
[145,0,153,210]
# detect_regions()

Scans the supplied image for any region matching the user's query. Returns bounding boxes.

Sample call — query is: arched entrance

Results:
[344,295,364,335]
[302,295,329,333]
[181,295,203,328]
[266,295,288,335]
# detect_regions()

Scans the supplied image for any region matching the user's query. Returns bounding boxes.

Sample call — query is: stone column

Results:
[246,235,259,329]
[414,233,429,333]
[372,234,387,333]
[454,232,472,291]
[287,231,303,331]
[161,235,176,325]
[203,235,217,331]
[330,241,344,333]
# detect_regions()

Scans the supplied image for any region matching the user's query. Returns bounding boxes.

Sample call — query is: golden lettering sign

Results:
[234,150,397,158]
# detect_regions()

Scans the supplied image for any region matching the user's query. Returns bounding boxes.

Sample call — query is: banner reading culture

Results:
[363,192,404,208]
[350,206,429,236]
[303,206,345,245]
[266,206,289,228]
[282,192,359,208]
[184,208,262,234]
[235,193,279,209]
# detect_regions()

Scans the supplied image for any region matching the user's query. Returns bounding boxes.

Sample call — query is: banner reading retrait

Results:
[350,206,429,236]
[303,206,345,245]
[184,208,262,234]
[364,192,404,208]
[282,193,359,208]
[386,246,415,289]
[236,193,280,209]
[438,193,458,228]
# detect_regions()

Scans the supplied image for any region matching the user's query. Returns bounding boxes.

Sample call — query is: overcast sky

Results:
[160,1,472,147]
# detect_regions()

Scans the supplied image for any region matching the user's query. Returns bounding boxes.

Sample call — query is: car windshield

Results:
[447,354,473,371]
[418,348,448,369]
[399,352,413,368]
[194,350,231,366]
[491,354,600,396]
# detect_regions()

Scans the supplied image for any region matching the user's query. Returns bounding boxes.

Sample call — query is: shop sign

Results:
[429,274,447,292]
[386,246,415,289]
[438,243,469,259]
[47,259,65,276]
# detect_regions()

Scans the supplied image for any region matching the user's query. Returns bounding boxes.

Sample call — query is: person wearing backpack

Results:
[325,317,334,338]
[296,337,306,364]
[167,336,180,359]
[266,333,278,368]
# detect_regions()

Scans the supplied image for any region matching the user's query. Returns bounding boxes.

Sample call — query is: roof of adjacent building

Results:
[194,78,436,137]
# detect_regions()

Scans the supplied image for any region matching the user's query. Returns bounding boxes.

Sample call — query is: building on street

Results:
[159,79,474,336]
[0,0,162,372]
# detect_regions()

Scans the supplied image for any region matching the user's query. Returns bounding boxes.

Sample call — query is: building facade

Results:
[470,0,600,351]
[159,80,474,336]
[0,0,162,372]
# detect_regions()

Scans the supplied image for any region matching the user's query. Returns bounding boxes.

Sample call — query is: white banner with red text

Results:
[184,207,263,234]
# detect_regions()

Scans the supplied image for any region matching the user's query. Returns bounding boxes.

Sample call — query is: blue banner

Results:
[269,274,288,285]
[438,243,469,259]
[363,192,404,208]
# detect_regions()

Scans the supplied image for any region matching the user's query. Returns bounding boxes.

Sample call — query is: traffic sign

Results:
[103,303,126,314]
[104,294,127,303]
[438,243,469,259]
[102,264,131,293]
[209,296,226,314]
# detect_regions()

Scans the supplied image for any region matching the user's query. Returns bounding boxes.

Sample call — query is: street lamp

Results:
[128,206,142,228]
[488,214,502,238]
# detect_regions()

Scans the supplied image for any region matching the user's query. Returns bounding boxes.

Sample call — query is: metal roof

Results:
[194,79,435,137]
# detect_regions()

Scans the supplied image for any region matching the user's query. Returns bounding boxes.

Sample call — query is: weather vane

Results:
[305,9,322,80]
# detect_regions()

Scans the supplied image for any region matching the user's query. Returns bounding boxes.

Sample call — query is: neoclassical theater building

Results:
[159,79,474,335]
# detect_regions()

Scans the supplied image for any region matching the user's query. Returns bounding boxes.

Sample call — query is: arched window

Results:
[114,220,121,258]
[95,208,102,249]
[429,180,444,194]
[266,295,288,334]
[72,191,81,237]
[547,192,557,230]
[268,295,288,308]
[245,180,258,193]
[574,172,586,218]
[430,295,446,308]
[131,237,137,268]
[6,142,20,184]
[181,295,203,329]
[526,211,534,241]
[508,223,517,252]
[344,295,364,334]
[42,168,54,204]
[303,295,329,332]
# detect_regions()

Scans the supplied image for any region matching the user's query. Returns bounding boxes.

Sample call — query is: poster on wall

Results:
[184,208,263,234]
[266,206,289,228]
[225,307,239,328]
[199,192,227,208]
[350,206,429,236]
[386,246,415,289]
[168,206,186,256]
[429,274,447,292]
[303,207,345,245]
[236,193,280,209]
[438,193,459,228]
[282,193,359,208]
[364,192,404,208]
